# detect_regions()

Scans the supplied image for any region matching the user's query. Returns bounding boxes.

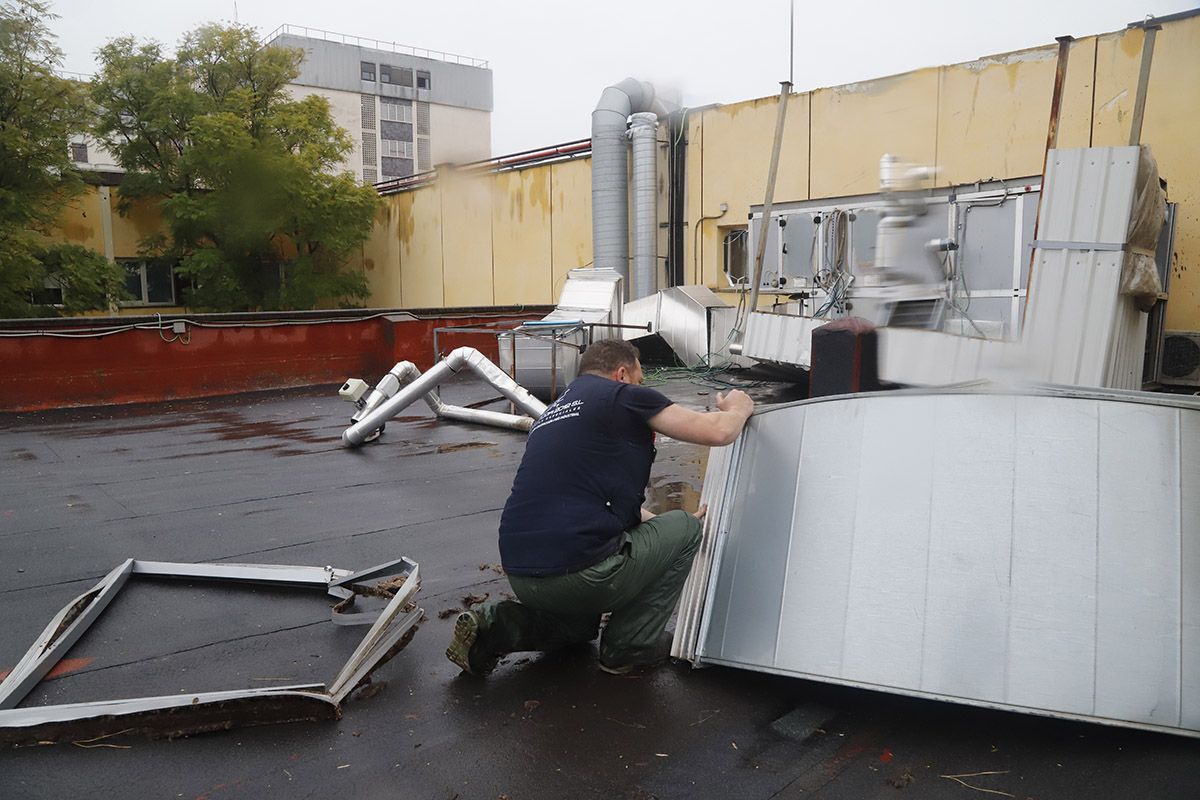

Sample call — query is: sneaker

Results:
[445,610,498,677]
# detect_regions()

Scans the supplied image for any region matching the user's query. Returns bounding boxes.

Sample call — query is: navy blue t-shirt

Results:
[499,373,674,576]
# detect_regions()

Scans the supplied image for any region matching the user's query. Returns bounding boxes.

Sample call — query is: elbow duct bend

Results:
[342,348,548,447]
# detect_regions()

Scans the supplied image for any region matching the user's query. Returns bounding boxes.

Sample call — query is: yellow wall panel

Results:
[1056,37,1099,150]
[399,187,444,307]
[685,113,705,287]
[110,191,164,259]
[440,169,494,307]
[697,92,810,287]
[491,168,553,305]
[1091,28,1144,147]
[549,158,592,302]
[936,45,1082,184]
[1134,16,1200,330]
[810,69,939,198]
[360,199,404,307]
[50,186,104,250]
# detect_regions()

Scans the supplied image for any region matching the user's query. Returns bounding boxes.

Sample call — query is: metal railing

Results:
[262,24,489,69]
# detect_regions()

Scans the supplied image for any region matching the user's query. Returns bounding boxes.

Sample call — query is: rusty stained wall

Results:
[47,186,105,252]
[690,92,811,289]
[441,168,495,307]
[689,15,1200,330]
[549,158,593,300]
[368,158,592,309]
[400,187,445,307]
[1089,20,1200,330]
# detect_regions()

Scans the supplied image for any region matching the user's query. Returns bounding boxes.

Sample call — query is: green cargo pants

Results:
[473,509,703,668]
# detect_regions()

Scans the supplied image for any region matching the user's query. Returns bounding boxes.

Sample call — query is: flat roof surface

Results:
[2,378,1198,799]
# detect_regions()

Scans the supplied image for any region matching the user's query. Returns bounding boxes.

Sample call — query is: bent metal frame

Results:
[0,557,423,745]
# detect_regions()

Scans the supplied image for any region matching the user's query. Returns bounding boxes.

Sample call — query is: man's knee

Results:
[655,508,702,554]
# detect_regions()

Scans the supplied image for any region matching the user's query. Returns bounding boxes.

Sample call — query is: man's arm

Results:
[647,390,754,447]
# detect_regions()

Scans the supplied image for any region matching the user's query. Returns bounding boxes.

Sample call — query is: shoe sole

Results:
[446,612,481,676]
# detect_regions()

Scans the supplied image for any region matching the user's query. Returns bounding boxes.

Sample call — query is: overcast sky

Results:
[47,0,1195,156]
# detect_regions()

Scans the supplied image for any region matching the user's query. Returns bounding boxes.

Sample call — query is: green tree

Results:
[91,23,380,311]
[0,0,126,318]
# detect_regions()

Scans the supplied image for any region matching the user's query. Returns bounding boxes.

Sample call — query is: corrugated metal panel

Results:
[1021,248,1123,385]
[1039,147,1139,244]
[680,384,1200,737]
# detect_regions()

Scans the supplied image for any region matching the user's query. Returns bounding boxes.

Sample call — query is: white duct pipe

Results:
[630,112,659,301]
[343,348,548,447]
[591,78,669,299]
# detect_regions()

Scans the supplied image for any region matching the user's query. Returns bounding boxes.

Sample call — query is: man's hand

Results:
[693,504,708,521]
[716,389,754,417]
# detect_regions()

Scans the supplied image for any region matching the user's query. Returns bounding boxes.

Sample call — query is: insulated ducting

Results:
[630,112,659,301]
[591,79,669,300]
[343,348,547,446]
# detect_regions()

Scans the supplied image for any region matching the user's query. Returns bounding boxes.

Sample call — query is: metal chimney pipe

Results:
[630,112,660,300]
[591,79,669,299]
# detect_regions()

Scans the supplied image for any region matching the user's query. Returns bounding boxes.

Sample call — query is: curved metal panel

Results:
[686,385,1200,737]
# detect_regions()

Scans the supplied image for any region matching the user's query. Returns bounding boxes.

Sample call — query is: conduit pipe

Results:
[630,112,660,300]
[592,78,669,299]
[343,348,548,447]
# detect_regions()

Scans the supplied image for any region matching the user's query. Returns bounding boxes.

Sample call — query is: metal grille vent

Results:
[360,95,376,129]
[361,135,377,167]
[417,138,431,172]
[416,101,431,135]
[1160,332,1200,384]
[362,168,378,185]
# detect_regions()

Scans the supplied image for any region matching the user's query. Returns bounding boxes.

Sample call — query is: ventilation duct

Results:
[591,79,669,301]
[630,112,660,300]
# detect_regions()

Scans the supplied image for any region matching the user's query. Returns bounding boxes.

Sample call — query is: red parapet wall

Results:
[0,309,548,413]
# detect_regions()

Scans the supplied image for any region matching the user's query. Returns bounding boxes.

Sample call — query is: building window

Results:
[70,142,88,163]
[416,70,431,90]
[380,65,414,87]
[381,156,414,179]
[121,259,175,305]
[723,228,749,286]
[380,97,412,123]
[417,137,431,172]
[362,167,378,185]
[30,278,63,306]
[360,61,376,81]
[415,101,431,136]
[380,120,412,142]
[362,134,377,167]
[381,139,413,159]
[360,94,376,129]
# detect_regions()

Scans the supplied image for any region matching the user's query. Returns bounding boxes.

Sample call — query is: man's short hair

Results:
[579,339,640,376]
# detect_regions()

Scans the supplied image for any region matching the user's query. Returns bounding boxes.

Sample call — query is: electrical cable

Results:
[0,308,547,338]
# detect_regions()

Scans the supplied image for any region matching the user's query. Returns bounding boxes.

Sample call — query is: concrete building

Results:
[264,25,493,184]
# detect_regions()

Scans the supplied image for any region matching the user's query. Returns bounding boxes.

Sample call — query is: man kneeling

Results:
[446,339,754,676]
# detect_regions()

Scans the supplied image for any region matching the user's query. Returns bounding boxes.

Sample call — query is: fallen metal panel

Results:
[329,560,423,702]
[0,556,423,744]
[0,686,336,747]
[1184,410,1200,730]
[0,559,133,710]
[1094,403,1181,726]
[682,384,1200,737]
[133,561,352,586]
[671,441,738,662]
